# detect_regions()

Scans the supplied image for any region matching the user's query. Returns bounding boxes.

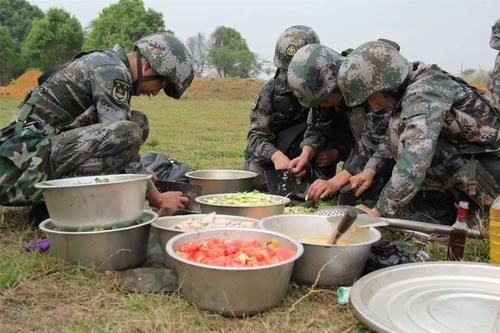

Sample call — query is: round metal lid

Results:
[350,262,500,333]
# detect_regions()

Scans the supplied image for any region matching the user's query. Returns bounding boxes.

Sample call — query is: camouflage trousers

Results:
[397,156,500,225]
[49,119,144,179]
[0,111,148,205]
[488,76,500,109]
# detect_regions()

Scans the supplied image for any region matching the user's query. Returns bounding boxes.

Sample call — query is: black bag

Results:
[141,152,193,183]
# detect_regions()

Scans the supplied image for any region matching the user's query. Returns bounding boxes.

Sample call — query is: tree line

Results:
[0,0,271,85]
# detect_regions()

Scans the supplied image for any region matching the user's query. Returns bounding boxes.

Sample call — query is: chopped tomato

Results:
[176,238,295,267]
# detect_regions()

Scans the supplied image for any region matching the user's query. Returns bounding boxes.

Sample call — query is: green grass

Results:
[0,93,490,333]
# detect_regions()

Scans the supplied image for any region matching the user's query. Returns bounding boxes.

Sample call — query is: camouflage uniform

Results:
[244,69,350,190]
[368,63,500,219]
[0,45,144,205]
[339,43,500,222]
[0,33,193,206]
[489,19,500,109]
[244,26,351,190]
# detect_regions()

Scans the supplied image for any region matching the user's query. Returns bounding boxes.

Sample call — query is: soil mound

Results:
[0,70,42,98]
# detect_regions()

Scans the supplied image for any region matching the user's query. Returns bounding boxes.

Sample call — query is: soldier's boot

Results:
[29,202,49,228]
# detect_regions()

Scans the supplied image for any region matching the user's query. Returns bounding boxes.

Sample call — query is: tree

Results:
[186,33,208,77]
[0,27,17,84]
[83,0,166,51]
[0,0,44,46]
[21,8,84,71]
[0,0,44,81]
[207,26,259,78]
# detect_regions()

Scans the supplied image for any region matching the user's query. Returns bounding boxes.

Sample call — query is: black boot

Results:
[29,202,49,228]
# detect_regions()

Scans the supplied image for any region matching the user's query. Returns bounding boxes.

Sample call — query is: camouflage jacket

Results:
[366,62,500,217]
[491,19,500,79]
[0,45,134,205]
[245,69,350,164]
[343,103,392,175]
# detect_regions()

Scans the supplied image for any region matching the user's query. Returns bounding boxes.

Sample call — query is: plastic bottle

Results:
[447,201,469,261]
[489,196,500,264]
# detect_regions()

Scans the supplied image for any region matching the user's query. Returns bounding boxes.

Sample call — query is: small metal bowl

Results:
[195,193,290,219]
[35,174,151,229]
[39,210,157,271]
[166,228,303,316]
[185,170,257,195]
[260,214,381,287]
[152,214,260,268]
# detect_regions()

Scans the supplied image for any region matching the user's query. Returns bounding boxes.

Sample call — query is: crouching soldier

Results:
[0,33,195,224]
[337,41,500,224]
[243,25,350,191]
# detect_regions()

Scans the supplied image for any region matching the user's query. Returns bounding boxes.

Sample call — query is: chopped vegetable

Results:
[171,212,256,231]
[206,191,283,206]
[176,238,295,267]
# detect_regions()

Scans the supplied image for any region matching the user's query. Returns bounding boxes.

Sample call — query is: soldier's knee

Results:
[130,110,149,143]
[114,121,143,151]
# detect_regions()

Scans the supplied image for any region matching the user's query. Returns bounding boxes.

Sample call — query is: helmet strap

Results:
[132,49,163,94]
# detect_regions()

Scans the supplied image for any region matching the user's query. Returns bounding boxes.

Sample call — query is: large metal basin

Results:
[39,210,157,271]
[166,228,303,316]
[152,214,260,268]
[185,170,257,195]
[195,193,290,219]
[35,174,151,229]
[259,214,381,287]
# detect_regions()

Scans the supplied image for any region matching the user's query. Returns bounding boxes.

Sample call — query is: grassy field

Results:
[0,84,490,333]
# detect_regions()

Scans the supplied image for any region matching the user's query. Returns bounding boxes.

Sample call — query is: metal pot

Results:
[39,210,157,271]
[35,174,151,229]
[195,193,290,219]
[152,214,260,268]
[260,214,381,287]
[166,228,303,316]
[185,170,257,195]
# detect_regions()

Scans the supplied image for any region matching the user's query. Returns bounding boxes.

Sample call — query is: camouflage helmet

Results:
[274,25,320,70]
[338,41,410,107]
[287,44,343,108]
[135,33,194,99]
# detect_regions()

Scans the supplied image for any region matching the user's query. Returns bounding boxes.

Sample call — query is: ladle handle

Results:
[328,209,358,244]
[337,209,358,234]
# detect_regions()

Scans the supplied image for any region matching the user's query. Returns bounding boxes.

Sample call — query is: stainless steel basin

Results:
[260,214,381,287]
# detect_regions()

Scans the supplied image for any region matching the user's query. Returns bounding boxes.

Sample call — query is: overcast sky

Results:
[29,0,499,76]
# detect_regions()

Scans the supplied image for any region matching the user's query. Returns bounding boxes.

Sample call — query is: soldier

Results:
[337,41,500,224]
[0,33,194,221]
[287,43,394,201]
[243,25,350,191]
[489,18,500,109]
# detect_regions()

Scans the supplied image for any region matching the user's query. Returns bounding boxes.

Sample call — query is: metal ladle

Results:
[327,208,358,245]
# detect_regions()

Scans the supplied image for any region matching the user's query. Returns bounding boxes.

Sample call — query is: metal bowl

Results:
[259,214,381,287]
[35,174,151,229]
[39,210,157,271]
[166,228,303,316]
[195,193,290,219]
[185,170,257,195]
[152,214,260,268]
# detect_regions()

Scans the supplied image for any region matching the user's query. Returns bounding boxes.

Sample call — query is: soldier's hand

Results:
[307,178,341,201]
[155,191,189,209]
[288,156,308,177]
[289,146,314,176]
[145,168,158,183]
[314,148,339,167]
[271,151,291,170]
[356,204,381,217]
[349,168,376,197]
